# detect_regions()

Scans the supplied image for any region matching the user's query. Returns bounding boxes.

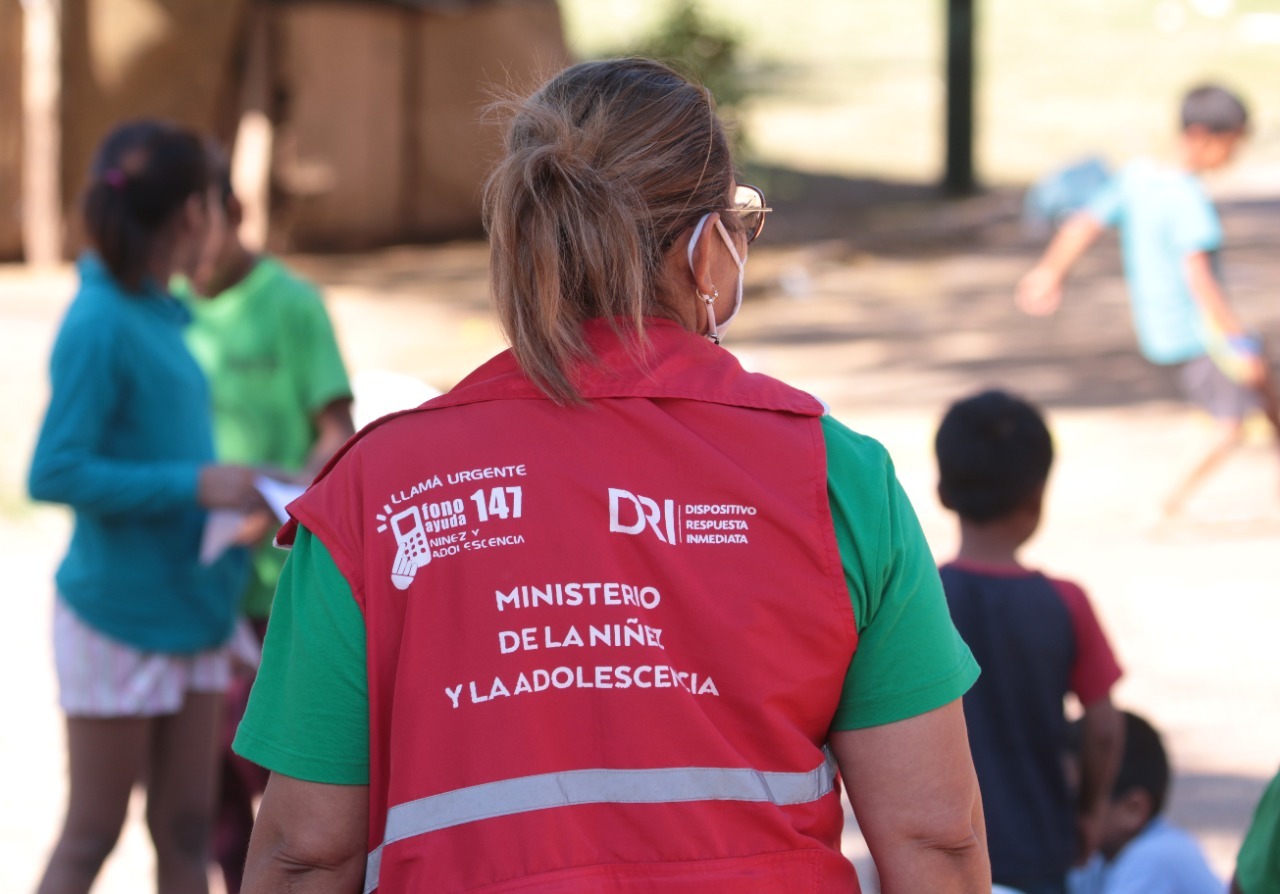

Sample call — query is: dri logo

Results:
[608,488,679,545]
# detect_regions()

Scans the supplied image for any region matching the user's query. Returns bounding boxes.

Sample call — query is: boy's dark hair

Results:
[1181,84,1249,134]
[1113,711,1170,818]
[935,389,1053,523]
[81,120,210,291]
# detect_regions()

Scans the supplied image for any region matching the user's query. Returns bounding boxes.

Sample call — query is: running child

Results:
[1017,84,1280,515]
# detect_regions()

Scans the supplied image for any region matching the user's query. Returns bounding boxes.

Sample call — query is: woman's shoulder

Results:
[817,415,903,512]
[818,415,891,470]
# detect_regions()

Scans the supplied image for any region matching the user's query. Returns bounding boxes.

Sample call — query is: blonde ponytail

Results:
[484,59,734,403]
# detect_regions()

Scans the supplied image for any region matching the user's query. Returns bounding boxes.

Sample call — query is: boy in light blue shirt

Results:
[1018,84,1280,515]
[1068,711,1222,894]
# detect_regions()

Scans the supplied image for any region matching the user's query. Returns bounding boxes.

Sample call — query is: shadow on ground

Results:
[1170,770,1271,840]
[749,162,1280,258]
[289,165,1280,413]
[730,166,1280,412]
[744,163,1027,256]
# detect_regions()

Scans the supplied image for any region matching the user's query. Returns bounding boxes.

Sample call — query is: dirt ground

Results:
[3,176,1279,892]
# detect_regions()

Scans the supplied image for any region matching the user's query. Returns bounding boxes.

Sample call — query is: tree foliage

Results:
[637,1,747,119]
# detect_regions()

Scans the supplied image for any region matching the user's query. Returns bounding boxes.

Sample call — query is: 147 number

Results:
[470,486,523,523]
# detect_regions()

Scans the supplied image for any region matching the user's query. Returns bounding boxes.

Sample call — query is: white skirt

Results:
[53,598,232,718]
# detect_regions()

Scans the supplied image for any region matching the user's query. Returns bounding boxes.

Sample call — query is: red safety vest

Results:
[282,319,862,893]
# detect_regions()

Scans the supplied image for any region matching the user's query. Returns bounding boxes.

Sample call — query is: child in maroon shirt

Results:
[936,390,1124,894]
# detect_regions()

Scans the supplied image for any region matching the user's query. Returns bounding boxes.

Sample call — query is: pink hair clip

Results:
[103,169,127,190]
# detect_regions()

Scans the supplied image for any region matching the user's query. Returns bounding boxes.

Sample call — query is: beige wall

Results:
[275,0,569,249]
[0,0,569,257]
[59,0,249,213]
[410,1,568,239]
[271,3,410,249]
[0,0,24,259]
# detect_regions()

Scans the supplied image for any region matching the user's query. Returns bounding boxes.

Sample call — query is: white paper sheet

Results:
[254,475,306,523]
[199,476,307,565]
[199,509,249,566]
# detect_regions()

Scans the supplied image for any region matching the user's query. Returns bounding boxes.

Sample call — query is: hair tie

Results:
[103,169,127,190]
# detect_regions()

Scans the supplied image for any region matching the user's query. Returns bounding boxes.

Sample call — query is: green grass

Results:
[558,0,1280,184]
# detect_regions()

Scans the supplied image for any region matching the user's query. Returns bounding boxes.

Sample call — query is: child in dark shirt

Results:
[936,389,1125,894]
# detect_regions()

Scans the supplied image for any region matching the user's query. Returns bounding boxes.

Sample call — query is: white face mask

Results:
[687,212,745,344]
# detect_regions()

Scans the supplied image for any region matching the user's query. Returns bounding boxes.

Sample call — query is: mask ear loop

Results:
[711,218,745,341]
[687,213,721,343]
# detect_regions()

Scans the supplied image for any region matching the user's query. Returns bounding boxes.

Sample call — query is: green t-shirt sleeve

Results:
[233,527,370,784]
[821,415,979,730]
[284,279,353,416]
[1237,767,1280,894]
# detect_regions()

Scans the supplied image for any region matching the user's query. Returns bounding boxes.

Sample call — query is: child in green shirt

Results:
[176,145,354,893]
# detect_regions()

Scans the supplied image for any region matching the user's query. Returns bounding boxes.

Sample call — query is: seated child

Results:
[1069,711,1222,894]
[936,389,1125,894]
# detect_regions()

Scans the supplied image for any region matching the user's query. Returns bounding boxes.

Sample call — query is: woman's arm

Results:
[833,699,990,894]
[242,773,368,894]
[235,529,371,892]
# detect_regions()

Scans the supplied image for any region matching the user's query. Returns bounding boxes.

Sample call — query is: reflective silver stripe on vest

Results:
[363,750,837,893]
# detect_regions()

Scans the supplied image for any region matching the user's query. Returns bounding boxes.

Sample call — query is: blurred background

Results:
[3,1,1280,892]
[6,0,1280,259]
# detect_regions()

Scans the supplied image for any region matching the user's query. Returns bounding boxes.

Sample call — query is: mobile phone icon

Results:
[390,505,431,590]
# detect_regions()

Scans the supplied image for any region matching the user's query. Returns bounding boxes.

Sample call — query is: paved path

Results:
[3,184,1278,891]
